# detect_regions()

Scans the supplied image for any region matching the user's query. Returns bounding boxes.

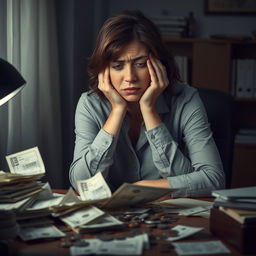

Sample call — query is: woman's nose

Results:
[124,65,137,83]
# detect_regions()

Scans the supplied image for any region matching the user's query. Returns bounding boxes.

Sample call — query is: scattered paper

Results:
[173,240,230,255]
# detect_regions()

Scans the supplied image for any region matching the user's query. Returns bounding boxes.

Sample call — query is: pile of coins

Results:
[60,205,180,253]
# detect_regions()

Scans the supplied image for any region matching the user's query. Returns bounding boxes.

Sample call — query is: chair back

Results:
[197,87,234,188]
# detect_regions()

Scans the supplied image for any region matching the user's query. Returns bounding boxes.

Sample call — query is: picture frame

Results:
[205,0,256,15]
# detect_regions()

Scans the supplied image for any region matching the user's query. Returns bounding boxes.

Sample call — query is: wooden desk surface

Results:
[10,194,243,256]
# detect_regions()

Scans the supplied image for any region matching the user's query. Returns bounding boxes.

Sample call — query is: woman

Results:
[69,10,225,197]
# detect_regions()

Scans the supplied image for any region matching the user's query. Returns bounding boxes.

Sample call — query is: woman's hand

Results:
[98,67,127,111]
[139,55,169,111]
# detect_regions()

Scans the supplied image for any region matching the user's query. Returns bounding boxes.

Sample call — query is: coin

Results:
[157,223,169,229]
[60,239,72,248]
[73,240,90,247]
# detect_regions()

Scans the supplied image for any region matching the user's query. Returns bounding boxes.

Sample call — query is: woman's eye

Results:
[135,62,146,68]
[112,64,123,70]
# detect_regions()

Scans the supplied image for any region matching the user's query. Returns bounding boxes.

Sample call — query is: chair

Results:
[197,87,235,188]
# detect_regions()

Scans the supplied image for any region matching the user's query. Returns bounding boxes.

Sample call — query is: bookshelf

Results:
[164,37,256,188]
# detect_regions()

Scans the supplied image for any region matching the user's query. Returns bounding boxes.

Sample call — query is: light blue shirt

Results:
[69,83,225,197]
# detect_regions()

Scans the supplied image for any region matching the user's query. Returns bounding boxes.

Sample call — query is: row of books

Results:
[210,186,256,254]
[232,58,256,99]
[235,129,256,144]
[151,14,195,38]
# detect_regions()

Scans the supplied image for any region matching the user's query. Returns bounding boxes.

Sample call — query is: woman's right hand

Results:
[98,67,127,111]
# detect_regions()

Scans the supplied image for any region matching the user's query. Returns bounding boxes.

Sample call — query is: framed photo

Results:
[205,0,256,15]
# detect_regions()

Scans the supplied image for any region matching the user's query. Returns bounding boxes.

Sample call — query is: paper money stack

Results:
[0,147,46,207]
[0,147,47,239]
[0,172,44,203]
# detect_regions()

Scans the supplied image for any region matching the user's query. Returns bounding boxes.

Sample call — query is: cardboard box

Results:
[210,207,256,254]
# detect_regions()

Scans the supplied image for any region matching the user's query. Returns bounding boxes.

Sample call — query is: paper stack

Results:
[0,147,47,240]
[210,186,256,254]
[150,15,188,38]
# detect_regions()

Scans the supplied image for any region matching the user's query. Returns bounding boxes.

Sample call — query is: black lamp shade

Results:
[0,58,26,106]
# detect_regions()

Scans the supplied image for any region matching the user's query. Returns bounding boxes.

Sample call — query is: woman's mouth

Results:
[122,87,140,95]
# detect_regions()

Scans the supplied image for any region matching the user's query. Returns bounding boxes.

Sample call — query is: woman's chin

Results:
[122,95,142,102]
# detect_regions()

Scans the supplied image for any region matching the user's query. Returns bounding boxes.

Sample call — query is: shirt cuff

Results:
[93,128,114,150]
[168,176,190,197]
[145,123,174,147]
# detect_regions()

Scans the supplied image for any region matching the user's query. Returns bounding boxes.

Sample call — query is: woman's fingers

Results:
[99,67,112,93]
[147,59,158,85]
[149,55,168,88]
[98,72,104,90]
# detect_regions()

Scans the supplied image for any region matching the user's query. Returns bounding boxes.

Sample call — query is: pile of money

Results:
[0,147,46,204]
[0,147,49,240]
[0,172,44,203]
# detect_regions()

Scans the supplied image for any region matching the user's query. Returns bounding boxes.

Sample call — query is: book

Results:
[213,199,256,210]
[212,186,256,200]
[213,198,256,210]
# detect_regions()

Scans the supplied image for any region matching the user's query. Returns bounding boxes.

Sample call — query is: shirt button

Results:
[151,134,155,140]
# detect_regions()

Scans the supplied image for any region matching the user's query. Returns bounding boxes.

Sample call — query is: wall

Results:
[107,0,256,38]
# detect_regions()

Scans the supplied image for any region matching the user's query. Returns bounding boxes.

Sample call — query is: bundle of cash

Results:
[60,206,105,228]
[72,214,125,234]
[18,224,66,241]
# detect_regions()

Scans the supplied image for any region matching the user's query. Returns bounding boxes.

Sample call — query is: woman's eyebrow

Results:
[112,55,148,63]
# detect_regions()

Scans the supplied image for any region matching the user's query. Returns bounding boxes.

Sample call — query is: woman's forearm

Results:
[140,106,162,131]
[103,107,127,136]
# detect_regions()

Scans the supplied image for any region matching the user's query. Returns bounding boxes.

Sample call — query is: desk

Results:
[11,195,243,256]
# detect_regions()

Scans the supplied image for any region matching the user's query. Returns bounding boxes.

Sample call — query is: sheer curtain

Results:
[0,0,63,188]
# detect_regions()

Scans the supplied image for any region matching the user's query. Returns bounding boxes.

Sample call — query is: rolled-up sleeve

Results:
[69,94,118,190]
[145,90,225,197]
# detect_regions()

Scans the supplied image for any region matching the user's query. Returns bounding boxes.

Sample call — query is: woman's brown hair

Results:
[88,10,180,97]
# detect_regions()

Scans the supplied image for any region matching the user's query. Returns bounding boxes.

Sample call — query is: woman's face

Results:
[109,41,151,102]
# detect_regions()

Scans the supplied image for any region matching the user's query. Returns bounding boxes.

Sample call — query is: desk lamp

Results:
[0,58,26,106]
[0,58,26,253]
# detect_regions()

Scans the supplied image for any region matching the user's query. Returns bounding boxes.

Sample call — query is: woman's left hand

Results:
[139,55,169,111]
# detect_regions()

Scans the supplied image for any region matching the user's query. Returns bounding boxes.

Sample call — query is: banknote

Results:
[173,240,230,255]
[178,206,212,216]
[77,172,112,201]
[18,225,65,241]
[6,147,45,175]
[60,206,105,228]
[73,214,125,233]
[167,225,203,241]
[102,183,178,209]
[70,234,147,255]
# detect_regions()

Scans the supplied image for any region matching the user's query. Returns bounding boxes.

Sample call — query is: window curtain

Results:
[0,0,63,188]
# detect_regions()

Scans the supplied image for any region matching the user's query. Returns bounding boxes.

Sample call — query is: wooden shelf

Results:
[234,98,256,102]
[164,37,256,188]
